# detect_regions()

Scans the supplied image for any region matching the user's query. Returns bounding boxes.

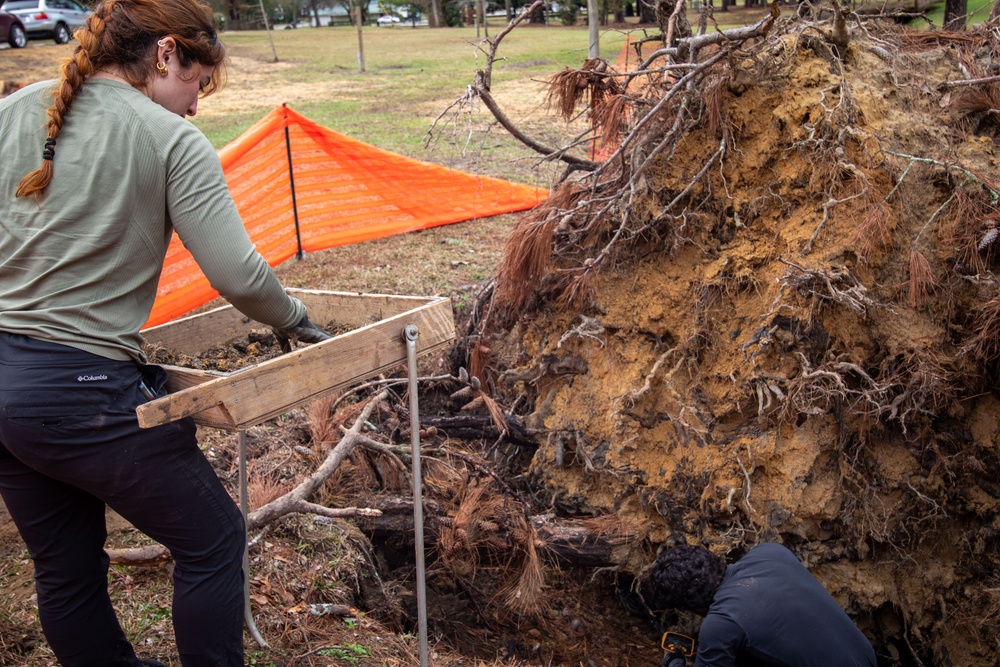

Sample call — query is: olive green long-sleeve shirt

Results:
[0,78,305,363]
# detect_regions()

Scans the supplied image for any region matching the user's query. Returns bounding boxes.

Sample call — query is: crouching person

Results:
[642,543,877,667]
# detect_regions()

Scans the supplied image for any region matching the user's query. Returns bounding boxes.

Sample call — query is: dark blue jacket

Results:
[695,543,876,667]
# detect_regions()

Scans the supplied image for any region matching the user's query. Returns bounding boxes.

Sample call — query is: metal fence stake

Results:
[404,324,429,667]
[239,430,268,648]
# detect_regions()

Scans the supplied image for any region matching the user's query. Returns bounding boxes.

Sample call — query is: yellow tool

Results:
[661,631,695,657]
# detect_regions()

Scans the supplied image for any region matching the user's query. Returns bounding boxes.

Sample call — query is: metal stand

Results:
[235,327,429,659]
[239,430,268,648]
[404,325,429,667]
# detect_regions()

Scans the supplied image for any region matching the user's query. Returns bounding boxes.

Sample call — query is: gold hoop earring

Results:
[156,61,168,77]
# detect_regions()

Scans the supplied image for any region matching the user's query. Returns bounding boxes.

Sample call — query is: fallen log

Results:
[415,413,537,447]
[356,497,634,569]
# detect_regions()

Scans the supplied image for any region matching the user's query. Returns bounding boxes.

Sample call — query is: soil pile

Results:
[476,15,1000,666]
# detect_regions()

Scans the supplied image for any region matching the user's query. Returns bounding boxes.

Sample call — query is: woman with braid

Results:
[0,0,330,664]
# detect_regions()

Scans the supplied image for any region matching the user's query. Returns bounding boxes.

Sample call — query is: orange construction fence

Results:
[145,105,549,328]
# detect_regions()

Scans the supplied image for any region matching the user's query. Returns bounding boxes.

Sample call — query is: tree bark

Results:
[588,0,600,57]
[944,0,967,30]
[639,0,656,23]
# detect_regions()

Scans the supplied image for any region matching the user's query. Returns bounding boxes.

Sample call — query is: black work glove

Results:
[661,652,687,667]
[274,314,332,353]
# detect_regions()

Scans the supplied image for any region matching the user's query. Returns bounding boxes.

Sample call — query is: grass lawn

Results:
[913,0,994,27]
[193,23,629,163]
[182,23,625,299]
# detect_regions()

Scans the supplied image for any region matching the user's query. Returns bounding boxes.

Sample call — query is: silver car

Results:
[0,0,90,44]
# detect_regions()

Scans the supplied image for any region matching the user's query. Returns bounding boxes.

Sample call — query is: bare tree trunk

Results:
[430,0,441,26]
[638,0,656,23]
[588,0,600,56]
[506,0,513,21]
[529,1,546,23]
[944,0,967,29]
[356,0,364,72]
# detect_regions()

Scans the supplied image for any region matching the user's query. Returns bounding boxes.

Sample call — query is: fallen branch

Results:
[355,498,636,568]
[248,390,388,527]
[108,391,391,566]
[475,88,599,170]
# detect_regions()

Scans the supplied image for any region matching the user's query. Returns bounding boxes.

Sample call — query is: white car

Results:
[376,14,401,26]
[1,0,90,44]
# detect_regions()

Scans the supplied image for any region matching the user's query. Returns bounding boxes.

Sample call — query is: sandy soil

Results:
[484,21,1000,667]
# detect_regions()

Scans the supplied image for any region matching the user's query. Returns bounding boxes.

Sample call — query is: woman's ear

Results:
[156,36,178,66]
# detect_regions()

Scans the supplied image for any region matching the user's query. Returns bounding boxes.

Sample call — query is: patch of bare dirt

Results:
[472,18,1000,667]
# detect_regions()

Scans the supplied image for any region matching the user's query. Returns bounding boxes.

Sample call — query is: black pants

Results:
[0,333,245,667]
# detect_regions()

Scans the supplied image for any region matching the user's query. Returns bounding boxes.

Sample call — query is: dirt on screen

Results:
[3,11,1000,667]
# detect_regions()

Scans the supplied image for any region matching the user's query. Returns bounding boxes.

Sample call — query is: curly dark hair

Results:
[641,545,727,612]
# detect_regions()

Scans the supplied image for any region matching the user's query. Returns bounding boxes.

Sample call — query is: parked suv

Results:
[0,9,27,48]
[0,0,90,44]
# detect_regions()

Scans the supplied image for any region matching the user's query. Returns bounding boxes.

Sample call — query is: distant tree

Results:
[556,0,583,24]
[270,0,300,23]
[609,0,625,23]
[637,0,655,24]
[300,0,329,26]
[330,0,369,21]
[223,0,261,29]
[442,0,465,24]
[409,0,444,25]
[378,0,412,19]
[527,0,545,22]
[943,0,967,29]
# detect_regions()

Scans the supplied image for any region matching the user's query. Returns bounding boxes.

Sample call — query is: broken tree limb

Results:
[460,0,599,171]
[477,0,543,91]
[108,391,390,566]
[105,545,173,566]
[417,413,537,447]
[355,497,636,569]
[475,88,599,171]
[248,390,389,527]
